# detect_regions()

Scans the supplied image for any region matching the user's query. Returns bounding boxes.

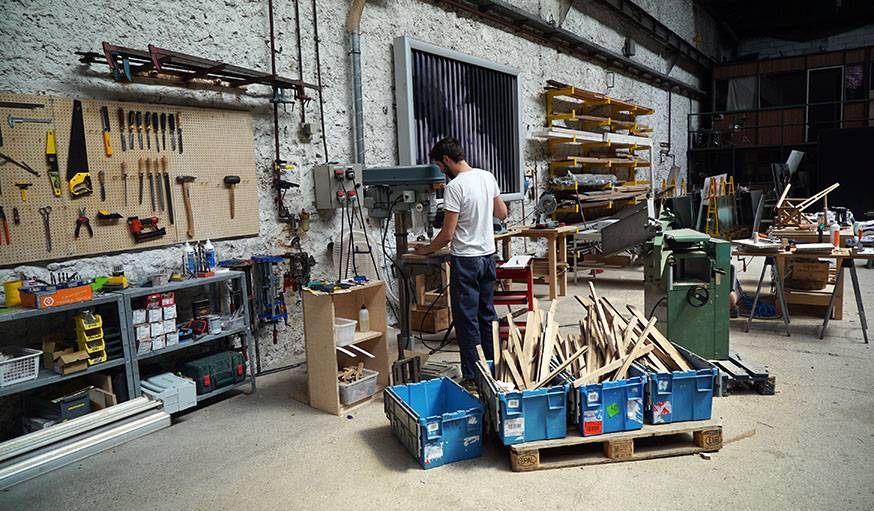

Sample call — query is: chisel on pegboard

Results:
[160,113,166,151]
[100,106,113,157]
[136,111,143,149]
[117,108,127,152]
[146,157,155,211]
[162,156,174,224]
[153,112,160,152]
[154,157,164,211]
[128,110,135,149]
[176,112,183,154]
[169,113,176,152]
[138,157,144,205]
[144,111,151,150]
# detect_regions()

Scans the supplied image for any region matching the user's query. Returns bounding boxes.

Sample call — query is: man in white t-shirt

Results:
[414,137,508,384]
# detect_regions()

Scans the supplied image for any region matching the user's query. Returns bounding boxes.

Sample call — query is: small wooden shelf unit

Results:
[302,281,391,415]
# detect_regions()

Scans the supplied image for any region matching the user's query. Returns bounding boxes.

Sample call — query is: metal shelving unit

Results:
[0,271,256,409]
[0,294,137,400]
[116,271,257,399]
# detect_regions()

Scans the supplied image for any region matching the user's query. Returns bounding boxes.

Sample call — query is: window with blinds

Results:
[394,37,523,199]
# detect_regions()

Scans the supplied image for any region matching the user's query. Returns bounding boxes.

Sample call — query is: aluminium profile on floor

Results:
[0,400,170,490]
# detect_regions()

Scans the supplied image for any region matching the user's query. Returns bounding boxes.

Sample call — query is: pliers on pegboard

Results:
[75,208,93,238]
[0,207,9,244]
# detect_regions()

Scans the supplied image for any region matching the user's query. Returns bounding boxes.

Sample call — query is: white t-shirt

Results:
[443,168,501,257]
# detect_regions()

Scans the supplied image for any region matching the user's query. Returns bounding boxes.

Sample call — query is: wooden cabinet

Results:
[302,281,391,415]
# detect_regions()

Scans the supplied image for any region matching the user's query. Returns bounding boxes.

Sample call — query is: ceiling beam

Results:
[431,0,707,100]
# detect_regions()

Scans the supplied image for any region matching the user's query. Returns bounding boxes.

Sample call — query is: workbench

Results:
[495,225,578,300]
[757,227,855,319]
[733,246,873,340]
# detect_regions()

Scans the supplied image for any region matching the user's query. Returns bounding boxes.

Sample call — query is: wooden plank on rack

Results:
[572,357,626,387]
[534,345,588,389]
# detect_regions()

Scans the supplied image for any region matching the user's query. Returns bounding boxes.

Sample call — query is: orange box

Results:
[19,285,94,309]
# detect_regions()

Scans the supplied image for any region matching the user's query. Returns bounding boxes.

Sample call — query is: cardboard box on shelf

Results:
[162,319,176,335]
[135,324,151,341]
[132,309,147,325]
[137,339,152,355]
[166,331,180,346]
[42,340,71,369]
[162,304,177,320]
[147,308,163,323]
[150,322,165,337]
[53,350,90,375]
[160,292,175,307]
[89,387,117,411]
[152,335,166,351]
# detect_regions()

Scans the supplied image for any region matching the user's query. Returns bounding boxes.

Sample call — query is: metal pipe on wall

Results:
[268,0,281,163]
[347,0,367,165]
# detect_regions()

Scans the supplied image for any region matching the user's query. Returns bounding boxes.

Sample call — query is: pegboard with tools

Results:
[0,92,259,267]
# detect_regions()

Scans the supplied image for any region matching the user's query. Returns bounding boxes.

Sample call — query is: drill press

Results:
[363,164,445,382]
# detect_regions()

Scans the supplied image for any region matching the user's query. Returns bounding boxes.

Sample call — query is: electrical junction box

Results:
[313,163,363,209]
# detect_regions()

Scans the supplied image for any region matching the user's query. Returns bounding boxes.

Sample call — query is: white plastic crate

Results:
[0,347,42,387]
[334,318,358,347]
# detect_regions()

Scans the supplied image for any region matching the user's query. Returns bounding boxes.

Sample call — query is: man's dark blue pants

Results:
[449,254,497,379]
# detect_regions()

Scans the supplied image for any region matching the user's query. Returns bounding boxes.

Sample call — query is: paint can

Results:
[192,299,210,319]
[3,279,22,307]
[205,315,222,335]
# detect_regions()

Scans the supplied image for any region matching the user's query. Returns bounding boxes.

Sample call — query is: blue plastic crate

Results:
[384,377,484,469]
[577,374,646,436]
[474,361,569,445]
[636,365,718,424]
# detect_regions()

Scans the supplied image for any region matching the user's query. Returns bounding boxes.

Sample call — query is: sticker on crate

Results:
[463,435,480,447]
[606,402,620,417]
[583,409,603,435]
[627,397,643,423]
[652,400,672,424]
[424,443,443,464]
[504,417,525,438]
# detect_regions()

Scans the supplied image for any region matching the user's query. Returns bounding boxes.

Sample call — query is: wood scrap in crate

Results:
[480,284,694,394]
[338,363,365,383]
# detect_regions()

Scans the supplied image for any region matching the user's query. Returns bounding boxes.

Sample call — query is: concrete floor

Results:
[4,259,874,510]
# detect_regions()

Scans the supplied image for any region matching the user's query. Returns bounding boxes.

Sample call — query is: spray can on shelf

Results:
[204,239,217,272]
[183,242,196,276]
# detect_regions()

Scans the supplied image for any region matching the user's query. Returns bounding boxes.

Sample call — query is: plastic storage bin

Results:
[638,365,717,424]
[474,361,568,445]
[334,318,358,347]
[0,347,41,387]
[338,368,378,405]
[141,373,198,414]
[577,373,646,436]
[384,377,484,469]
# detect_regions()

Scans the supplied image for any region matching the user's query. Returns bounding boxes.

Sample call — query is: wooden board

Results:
[0,92,259,266]
[509,420,723,472]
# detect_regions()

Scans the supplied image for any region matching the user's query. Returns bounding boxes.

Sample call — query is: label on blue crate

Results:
[652,400,672,424]
[658,379,670,393]
[507,399,520,409]
[586,390,599,405]
[606,403,620,417]
[583,410,603,435]
[464,435,480,447]
[627,397,643,423]
[468,416,478,425]
[424,443,443,463]
[504,417,525,438]
[427,422,439,433]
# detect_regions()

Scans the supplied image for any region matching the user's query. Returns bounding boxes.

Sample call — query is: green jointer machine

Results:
[643,215,731,360]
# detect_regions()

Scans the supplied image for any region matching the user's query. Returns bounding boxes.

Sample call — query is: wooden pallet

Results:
[509,419,722,472]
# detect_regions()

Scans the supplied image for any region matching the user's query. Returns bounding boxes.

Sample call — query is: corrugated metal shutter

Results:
[410,48,520,194]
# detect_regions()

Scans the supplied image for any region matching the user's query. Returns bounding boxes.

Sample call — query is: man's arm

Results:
[493,195,508,221]
[414,211,458,255]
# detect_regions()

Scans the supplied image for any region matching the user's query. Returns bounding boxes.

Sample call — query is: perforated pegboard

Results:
[0,92,258,267]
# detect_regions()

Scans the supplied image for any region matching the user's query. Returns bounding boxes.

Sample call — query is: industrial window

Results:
[759,71,805,108]
[393,36,523,200]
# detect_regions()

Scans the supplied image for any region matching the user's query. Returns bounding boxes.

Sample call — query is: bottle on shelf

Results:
[358,304,370,332]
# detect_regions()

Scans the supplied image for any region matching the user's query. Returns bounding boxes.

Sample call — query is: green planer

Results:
[643,213,731,359]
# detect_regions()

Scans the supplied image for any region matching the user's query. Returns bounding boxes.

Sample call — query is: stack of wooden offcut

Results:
[478,283,693,392]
